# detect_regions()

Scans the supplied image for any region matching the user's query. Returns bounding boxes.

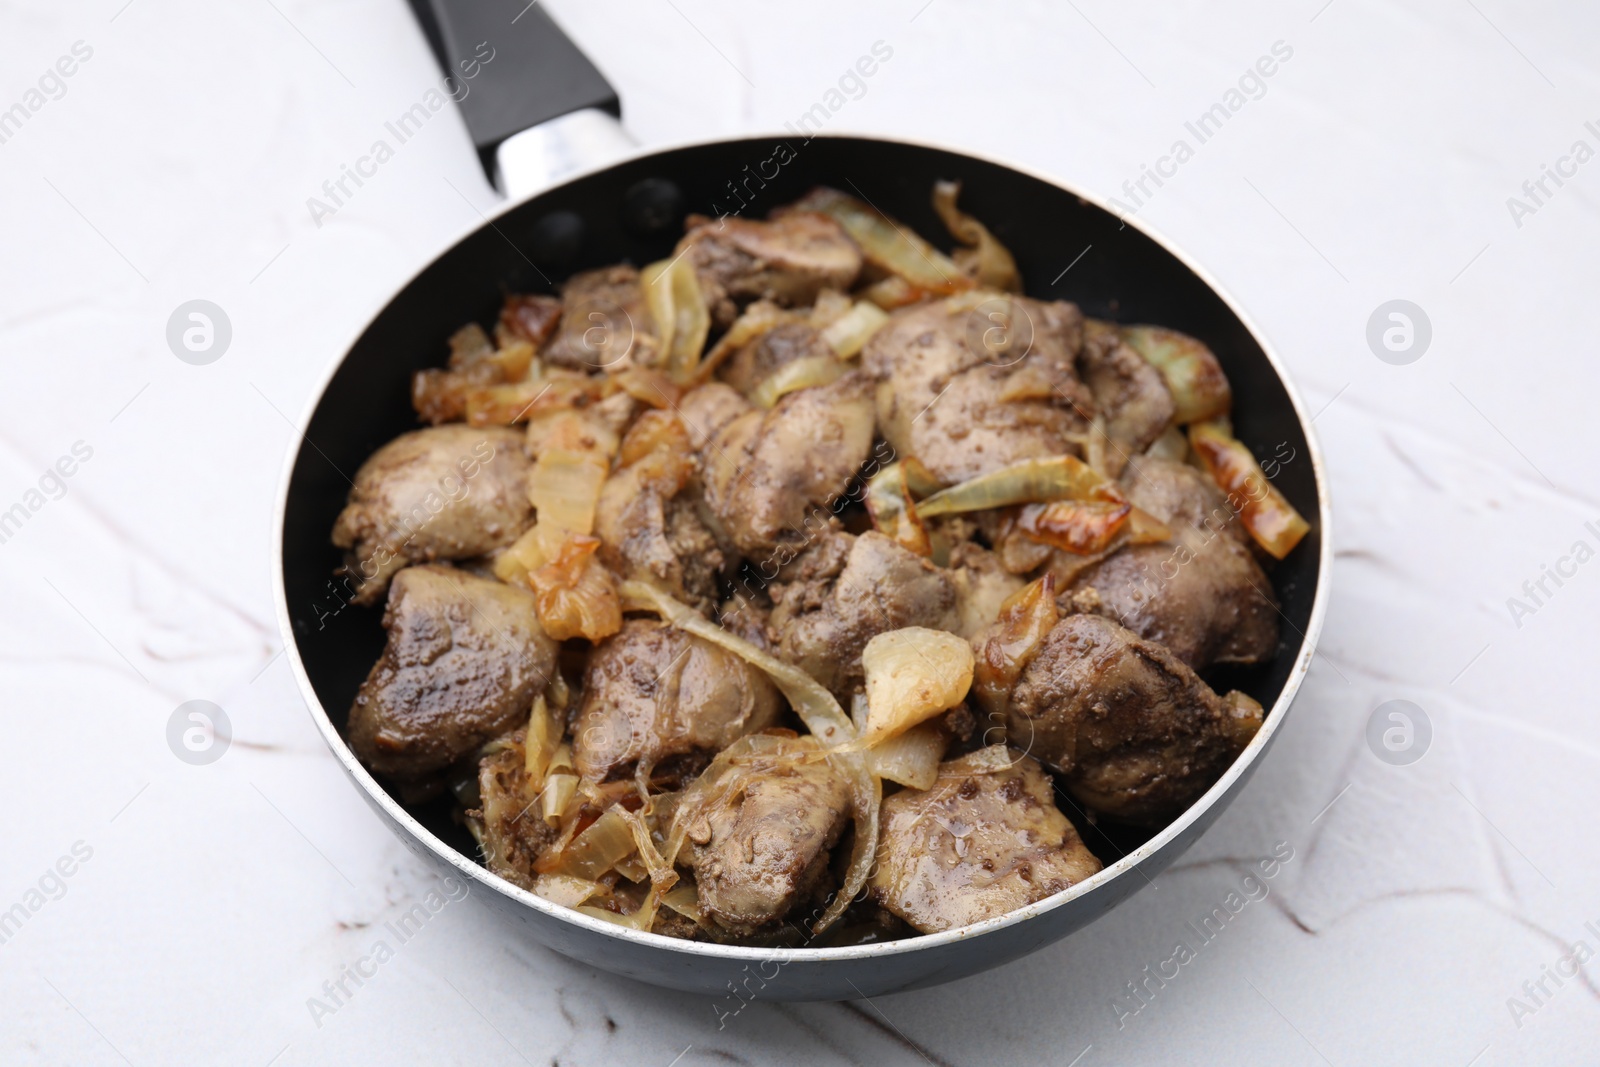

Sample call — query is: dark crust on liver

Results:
[346,564,556,781]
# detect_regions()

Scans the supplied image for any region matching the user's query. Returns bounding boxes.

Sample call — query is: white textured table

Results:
[3,1,1597,1064]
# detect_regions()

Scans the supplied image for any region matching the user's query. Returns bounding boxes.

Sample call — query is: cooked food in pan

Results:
[332,181,1309,944]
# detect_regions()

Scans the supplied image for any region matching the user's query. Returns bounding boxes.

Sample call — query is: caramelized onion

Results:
[864,462,932,557]
[524,419,611,547]
[618,806,676,892]
[817,300,891,358]
[660,882,705,923]
[411,368,475,425]
[914,455,1118,517]
[1188,420,1309,559]
[864,461,907,530]
[932,179,1022,293]
[788,187,972,296]
[750,354,847,409]
[523,695,559,788]
[527,431,610,546]
[533,873,602,908]
[808,288,854,329]
[574,905,638,928]
[539,807,637,880]
[538,772,577,826]
[1127,506,1173,544]
[547,669,571,712]
[492,525,550,586]
[466,377,601,426]
[498,294,563,350]
[449,322,495,365]
[859,627,975,745]
[972,574,1058,721]
[612,366,683,410]
[1121,325,1232,425]
[900,456,944,498]
[641,254,711,384]
[1083,414,1115,479]
[814,752,880,935]
[618,409,691,470]
[860,275,932,310]
[865,721,947,791]
[613,411,696,503]
[1146,425,1189,463]
[696,300,796,382]
[526,408,619,460]
[1015,500,1132,555]
[531,537,623,641]
[490,340,535,383]
[1223,690,1266,749]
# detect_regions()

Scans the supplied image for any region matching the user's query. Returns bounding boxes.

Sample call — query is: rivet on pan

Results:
[528,210,585,264]
[623,177,685,234]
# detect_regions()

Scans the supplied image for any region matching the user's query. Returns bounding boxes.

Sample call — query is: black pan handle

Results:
[408,0,620,179]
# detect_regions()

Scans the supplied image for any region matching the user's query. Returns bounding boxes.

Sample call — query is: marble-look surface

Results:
[3,1,1597,1063]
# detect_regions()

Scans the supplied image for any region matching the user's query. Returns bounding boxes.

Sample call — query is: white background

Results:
[2,1,1598,1064]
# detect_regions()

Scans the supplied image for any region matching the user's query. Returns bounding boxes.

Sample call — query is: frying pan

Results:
[273,1,1331,1001]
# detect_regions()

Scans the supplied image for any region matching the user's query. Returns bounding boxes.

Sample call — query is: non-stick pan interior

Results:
[280,135,1321,864]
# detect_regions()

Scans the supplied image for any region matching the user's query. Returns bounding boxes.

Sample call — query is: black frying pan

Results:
[274,1,1330,999]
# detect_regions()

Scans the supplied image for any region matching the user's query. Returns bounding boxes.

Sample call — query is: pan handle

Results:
[409,0,635,197]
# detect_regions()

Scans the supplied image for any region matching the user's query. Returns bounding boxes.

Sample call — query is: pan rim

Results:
[272,128,1333,965]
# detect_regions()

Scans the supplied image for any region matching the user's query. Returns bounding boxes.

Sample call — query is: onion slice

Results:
[914,455,1119,517]
[750,354,846,408]
[641,254,711,384]
[695,300,795,382]
[1187,420,1309,559]
[817,300,891,358]
[620,580,857,746]
[1127,507,1173,544]
[492,525,550,586]
[523,695,559,788]
[617,409,687,467]
[1121,325,1232,425]
[1223,690,1266,749]
[531,536,623,641]
[533,873,602,908]
[618,807,677,893]
[813,752,880,935]
[526,458,607,539]
[660,882,705,923]
[541,772,578,825]
[788,187,972,296]
[538,807,637,880]
[900,456,944,498]
[858,627,975,745]
[860,275,931,310]
[611,367,683,410]
[865,721,947,791]
[526,408,620,462]
[808,288,854,329]
[700,300,800,383]
[971,574,1058,722]
[863,462,932,557]
[1015,500,1132,555]
[863,461,908,529]
[932,180,1021,293]
[466,375,604,428]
